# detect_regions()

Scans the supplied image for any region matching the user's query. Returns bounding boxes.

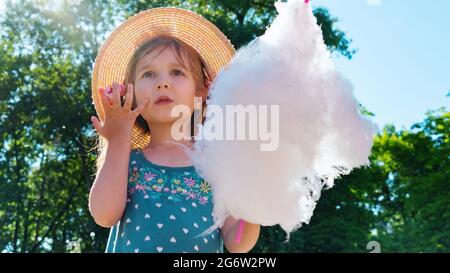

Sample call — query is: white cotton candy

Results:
[191,0,379,240]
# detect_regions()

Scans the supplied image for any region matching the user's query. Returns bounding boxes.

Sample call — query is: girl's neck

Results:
[145,122,192,150]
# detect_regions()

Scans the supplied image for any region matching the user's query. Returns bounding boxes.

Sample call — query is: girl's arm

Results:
[88,137,131,227]
[221,216,261,253]
[89,83,148,228]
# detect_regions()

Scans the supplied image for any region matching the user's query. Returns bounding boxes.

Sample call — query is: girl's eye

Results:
[171,69,184,77]
[143,71,155,78]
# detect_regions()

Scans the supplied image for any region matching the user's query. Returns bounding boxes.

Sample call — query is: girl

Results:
[89,8,260,253]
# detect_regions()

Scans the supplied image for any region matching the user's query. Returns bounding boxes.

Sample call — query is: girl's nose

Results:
[156,81,170,90]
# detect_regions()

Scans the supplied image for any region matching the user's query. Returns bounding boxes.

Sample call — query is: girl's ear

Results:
[205,78,211,90]
[203,79,212,100]
[197,79,210,102]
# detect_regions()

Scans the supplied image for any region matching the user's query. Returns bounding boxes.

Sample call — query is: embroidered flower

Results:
[186,190,197,200]
[135,184,146,194]
[144,172,156,182]
[129,167,140,183]
[184,177,196,187]
[200,181,211,193]
[127,160,214,204]
[199,196,208,205]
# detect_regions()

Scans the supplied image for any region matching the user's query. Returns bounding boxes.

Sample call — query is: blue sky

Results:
[312,0,450,130]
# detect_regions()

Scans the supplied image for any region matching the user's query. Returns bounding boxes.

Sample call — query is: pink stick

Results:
[234,220,245,243]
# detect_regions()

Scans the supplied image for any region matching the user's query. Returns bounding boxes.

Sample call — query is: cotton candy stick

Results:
[234,219,245,243]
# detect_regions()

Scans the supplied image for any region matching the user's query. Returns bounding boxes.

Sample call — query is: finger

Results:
[91,116,103,134]
[98,87,111,113]
[132,98,150,118]
[124,83,134,110]
[111,82,120,108]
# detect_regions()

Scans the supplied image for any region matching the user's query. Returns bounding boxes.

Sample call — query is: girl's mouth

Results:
[155,96,174,105]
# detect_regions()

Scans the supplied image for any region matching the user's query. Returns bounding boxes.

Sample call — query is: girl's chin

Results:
[143,115,186,125]
[143,107,193,123]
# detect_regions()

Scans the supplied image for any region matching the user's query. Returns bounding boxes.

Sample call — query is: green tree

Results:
[0,0,120,252]
[370,108,450,252]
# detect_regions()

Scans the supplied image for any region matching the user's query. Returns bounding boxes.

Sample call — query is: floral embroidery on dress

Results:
[127,163,212,205]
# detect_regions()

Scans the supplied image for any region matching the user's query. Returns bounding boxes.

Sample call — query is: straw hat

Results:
[91,7,235,150]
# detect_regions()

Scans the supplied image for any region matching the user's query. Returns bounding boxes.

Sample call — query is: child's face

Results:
[134,47,196,126]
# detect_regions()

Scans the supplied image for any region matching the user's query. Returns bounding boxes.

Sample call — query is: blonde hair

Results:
[93,36,211,176]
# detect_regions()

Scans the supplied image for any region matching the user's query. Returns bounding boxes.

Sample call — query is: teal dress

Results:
[105,149,223,253]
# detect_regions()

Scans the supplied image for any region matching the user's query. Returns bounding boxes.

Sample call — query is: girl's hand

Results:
[91,82,149,143]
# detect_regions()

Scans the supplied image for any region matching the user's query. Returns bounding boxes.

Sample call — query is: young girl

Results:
[89,8,260,253]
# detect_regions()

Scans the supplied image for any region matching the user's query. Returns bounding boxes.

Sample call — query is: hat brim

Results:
[91,7,235,149]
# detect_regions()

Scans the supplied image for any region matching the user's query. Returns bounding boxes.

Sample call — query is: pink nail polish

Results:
[120,84,126,96]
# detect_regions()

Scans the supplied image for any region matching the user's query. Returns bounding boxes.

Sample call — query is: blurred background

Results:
[0,0,448,253]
